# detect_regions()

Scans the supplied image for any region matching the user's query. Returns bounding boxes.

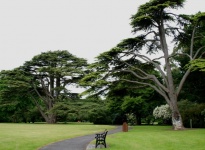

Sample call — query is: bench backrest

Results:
[95,129,108,139]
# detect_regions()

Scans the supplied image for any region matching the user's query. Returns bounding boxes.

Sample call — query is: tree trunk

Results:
[170,100,184,130]
[158,21,185,130]
[135,113,141,125]
[47,114,57,124]
[42,113,56,124]
[33,98,57,124]
[136,117,141,125]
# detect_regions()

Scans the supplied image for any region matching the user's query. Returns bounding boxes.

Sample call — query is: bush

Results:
[153,104,172,125]
[178,100,205,128]
[88,106,112,124]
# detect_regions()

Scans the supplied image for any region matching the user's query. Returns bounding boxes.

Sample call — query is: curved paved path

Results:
[39,126,123,150]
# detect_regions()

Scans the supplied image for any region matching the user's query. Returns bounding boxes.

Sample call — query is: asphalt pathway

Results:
[39,126,123,150]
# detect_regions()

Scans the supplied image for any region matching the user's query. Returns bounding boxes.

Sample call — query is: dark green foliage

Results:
[131,0,185,32]
[0,69,36,123]
[50,98,112,124]
[179,71,205,103]
[178,100,205,128]
[88,104,112,124]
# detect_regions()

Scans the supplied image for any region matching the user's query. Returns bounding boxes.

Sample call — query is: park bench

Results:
[95,129,108,148]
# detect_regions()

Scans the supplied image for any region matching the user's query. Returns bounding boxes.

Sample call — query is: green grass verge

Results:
[0,123,115,150]
[105,126,205,150]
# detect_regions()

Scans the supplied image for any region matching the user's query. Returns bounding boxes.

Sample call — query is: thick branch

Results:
[39,78,55,100]
[120,69,169,93]
[30,95,48,120]
[144,31,159,37]
[193,46,205,59]
[121,79,170,104]
[190,26,196,58]
[134,53,169,87]
[33,83,49,105]
[116,51,169,88]
[176,68,191,96]
[169,53,191,60]
[152,55,164,61]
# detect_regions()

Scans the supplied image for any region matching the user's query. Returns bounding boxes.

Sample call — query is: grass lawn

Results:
[0,122,115,150]
[1,124,205,150]
[105,126,205,150]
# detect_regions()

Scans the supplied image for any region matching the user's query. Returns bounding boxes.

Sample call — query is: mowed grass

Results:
[1,124,205,150]
[105,126,205,150]
[0,123,115,150]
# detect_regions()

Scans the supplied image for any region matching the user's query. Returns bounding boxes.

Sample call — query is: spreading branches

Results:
[121,79,170,104]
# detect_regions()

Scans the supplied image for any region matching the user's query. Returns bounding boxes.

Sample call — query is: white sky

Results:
[0,0,204,71]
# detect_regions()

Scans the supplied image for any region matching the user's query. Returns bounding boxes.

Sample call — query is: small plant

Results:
[127,113,136,125]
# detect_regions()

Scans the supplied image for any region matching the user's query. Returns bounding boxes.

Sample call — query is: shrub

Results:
[178,100,205,128]
[153,104,171,125]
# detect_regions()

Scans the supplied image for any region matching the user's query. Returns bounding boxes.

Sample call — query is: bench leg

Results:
[95,140,98,148]
[104,141,106,148]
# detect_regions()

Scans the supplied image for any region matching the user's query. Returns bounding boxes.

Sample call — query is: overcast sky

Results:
[0,0,204,71]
